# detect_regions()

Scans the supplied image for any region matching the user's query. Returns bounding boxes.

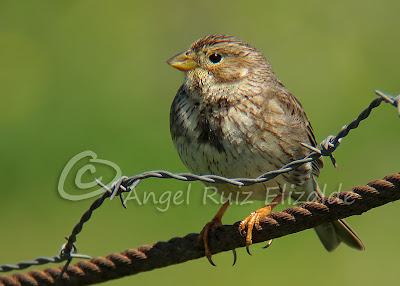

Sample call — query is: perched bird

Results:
[167,34,364,265]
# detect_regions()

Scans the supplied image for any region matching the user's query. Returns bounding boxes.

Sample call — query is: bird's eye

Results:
[208,53,222,64]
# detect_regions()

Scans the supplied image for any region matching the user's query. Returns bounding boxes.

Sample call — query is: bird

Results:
[167,34,364,265]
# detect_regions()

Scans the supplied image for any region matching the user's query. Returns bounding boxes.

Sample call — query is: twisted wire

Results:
[0,90,399,275]
[0,173,399,286]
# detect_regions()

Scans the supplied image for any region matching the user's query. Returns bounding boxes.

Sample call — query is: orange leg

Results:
[239,194,282,254]
[199,201,236,266]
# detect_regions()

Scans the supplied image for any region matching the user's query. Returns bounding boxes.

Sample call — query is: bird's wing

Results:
[274,88,324,177]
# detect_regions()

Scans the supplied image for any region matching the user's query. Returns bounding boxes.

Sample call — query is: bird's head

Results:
[167,35,271,85]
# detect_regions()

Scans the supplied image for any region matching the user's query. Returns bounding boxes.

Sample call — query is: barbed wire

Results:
[0,173,400,285]
[0,243,91,273]
[0,90,399,276]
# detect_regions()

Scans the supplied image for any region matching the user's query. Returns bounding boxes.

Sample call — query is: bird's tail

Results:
[306,176,365,251]
[314,219,364,251]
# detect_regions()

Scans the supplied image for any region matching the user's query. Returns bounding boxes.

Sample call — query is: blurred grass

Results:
[0,0,399,285]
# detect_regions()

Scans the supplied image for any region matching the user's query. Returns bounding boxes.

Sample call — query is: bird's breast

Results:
[170,87,281,179]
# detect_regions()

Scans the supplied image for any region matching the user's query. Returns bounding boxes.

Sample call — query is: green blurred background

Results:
[1,0,399,285]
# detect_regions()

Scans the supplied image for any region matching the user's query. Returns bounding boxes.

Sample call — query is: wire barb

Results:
[0,241,91,273]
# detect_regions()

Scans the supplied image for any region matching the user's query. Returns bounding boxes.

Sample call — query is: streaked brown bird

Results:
[167,34,364,265]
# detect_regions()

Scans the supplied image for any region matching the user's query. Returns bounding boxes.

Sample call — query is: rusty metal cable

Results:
[0,173,399,286]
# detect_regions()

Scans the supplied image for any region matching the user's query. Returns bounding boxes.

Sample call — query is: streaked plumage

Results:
[168,35,363,262]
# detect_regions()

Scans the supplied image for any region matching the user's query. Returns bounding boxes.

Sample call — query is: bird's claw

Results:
[199,218,237,266]
[239,206,272,255]
[263,239,273,249]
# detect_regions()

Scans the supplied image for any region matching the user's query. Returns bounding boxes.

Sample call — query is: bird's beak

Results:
[167,51,197,71]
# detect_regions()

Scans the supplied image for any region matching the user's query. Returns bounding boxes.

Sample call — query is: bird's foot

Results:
[198,202,236,266]
[239,205,273,255]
